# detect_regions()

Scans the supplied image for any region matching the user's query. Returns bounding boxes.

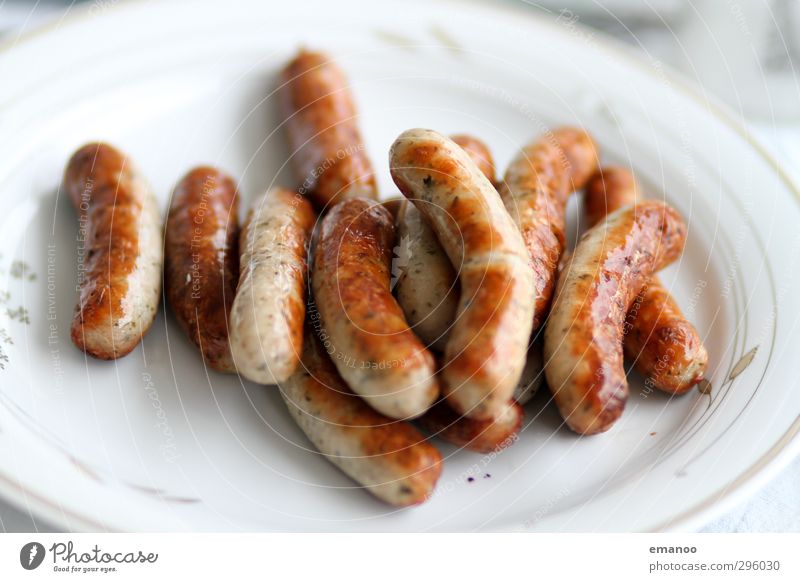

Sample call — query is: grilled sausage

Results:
[280,331,442,506]
[229,187,315,384]
[419,399,523,453]
[381,196,404,221]
[279,49,377,209]
[499,127,598,330]
[312,197,438,419]
[451,134,496,184]
[64,143,162,360]
[390,129,535,420]
[544,201,687,434]
[513,341,544,405]
[394,199,459,352]
[164,167,239,372]
[394,134,495,352]
[626,282,708,393]
[584,165,639,228]
[585,167,708,393]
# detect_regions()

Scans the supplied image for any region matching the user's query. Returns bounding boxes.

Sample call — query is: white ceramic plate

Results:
[1,0,799,532]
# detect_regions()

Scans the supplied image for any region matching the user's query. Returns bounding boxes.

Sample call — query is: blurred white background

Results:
[0,0,798,533]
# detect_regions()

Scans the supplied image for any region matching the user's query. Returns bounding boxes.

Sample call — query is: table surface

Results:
[0,0,798,533]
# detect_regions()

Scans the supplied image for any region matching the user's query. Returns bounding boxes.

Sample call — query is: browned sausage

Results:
[451,134,496,184]
[544,201,687,434]
[394,134,495,351]
[432,124,550,403]
[390,129,535,420]
[585,167,708,393]
[584,165,640,227]
[626,282,708,393]
[280,330,442,506]
[164,167,239,372]
[381,196,404,221]
[279,49,377,209]
[499,127,598,330]
[64,143,162,360]
[418,399,523,453]
[312,197,438,419]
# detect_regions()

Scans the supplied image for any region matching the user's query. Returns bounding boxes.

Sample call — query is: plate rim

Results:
[0,0,798,533]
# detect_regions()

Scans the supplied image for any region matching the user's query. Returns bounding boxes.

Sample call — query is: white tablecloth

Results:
[0,0,798,533]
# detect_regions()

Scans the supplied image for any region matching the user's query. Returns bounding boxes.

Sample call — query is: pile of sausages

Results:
[63,49,708,507]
